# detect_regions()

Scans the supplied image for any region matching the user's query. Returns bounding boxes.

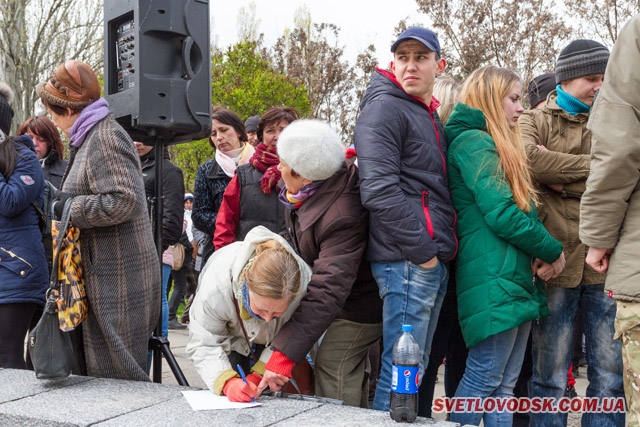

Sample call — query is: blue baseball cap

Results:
[391,27,442,57]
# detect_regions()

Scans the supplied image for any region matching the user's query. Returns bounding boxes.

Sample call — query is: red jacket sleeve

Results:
[214,174,241,250]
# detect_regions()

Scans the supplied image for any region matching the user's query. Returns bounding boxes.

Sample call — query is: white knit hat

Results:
[277,119,345,181]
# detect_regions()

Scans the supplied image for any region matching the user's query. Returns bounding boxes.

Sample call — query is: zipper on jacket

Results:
[0,247,35,269]
[421,191,435,239]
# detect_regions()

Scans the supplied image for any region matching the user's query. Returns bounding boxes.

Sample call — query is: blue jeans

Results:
[532,285,624,427]
[371,260,448,411]
[161,263,170,338]
[451,322,531,427]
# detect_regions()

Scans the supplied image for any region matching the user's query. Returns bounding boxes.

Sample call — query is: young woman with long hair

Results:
[444,65,566,426]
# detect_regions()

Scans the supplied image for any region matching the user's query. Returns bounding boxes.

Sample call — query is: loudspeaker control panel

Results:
[115,19,136,92]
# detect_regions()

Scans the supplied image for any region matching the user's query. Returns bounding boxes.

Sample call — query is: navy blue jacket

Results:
[354,68,457,264]
[192,158,231,237]
[0,136,48,305]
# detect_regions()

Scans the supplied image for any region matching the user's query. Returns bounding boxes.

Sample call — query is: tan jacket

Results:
[520,93,605,288]
[580,14,640,302]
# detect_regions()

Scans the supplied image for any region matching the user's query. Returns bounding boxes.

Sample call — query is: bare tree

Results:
[237,1,261,44]
[415,0,571,85]
[271,7,377,140]
[0,0,102,131]
[564,0,640,46]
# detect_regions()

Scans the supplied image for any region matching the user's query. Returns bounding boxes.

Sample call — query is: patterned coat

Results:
[61,115,160,381]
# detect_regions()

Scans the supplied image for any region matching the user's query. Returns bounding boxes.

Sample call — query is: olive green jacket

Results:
[520,93,605,288]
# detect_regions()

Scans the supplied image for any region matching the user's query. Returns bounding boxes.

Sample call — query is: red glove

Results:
[222,377,258,402]
[246,372,262,387]
[265,350,295,377]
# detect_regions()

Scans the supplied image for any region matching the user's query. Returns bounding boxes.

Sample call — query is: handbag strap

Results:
[48,198,74,291]
[232,296,259,363]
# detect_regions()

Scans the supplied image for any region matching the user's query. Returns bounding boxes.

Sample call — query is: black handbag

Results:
[27,292,75,379]
[27,198,76,379]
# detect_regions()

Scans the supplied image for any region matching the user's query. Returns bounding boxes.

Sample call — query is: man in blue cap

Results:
[354,27,457,411]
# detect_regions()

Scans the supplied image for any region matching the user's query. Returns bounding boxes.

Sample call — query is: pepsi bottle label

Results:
[391,365,419,394]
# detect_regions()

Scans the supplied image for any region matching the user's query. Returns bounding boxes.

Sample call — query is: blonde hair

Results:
[433,76,461,125]
[245,239,301,302]
[460,65,537,211]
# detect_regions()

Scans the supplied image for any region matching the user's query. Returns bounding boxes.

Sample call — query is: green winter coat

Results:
[445,103,563,347]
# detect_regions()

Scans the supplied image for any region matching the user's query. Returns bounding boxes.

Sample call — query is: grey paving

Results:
[0,361,461,426]
[1,327,591,426]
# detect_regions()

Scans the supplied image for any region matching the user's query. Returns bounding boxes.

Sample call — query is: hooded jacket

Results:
[520,92,604,288]
[445,103,562,347]
[0,136,48,306]
[186,226,311,394]
[354,68,457,265]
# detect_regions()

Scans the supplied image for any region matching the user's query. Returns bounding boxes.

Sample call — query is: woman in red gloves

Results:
[185,226,311,402]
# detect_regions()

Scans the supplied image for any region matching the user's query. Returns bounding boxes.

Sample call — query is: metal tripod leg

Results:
[149,334,189,386]
[148,139,188,387]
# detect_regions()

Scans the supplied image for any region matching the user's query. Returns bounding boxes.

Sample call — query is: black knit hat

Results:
[527,73,556,108]
[555,39,609,84]
[0,83,15,135]
[244,115,260,133]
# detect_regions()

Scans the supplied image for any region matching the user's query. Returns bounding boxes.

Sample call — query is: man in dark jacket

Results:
[354,27,457,411]
[135,142,185,335]
[256,120,382,408]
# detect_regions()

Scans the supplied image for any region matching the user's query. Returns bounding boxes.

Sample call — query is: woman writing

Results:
[36,60,160,381]
[186,226,311,402]
[17,115,68,189]
[0,83,48,369]
[445,66,565,426]
[192,107,254,265]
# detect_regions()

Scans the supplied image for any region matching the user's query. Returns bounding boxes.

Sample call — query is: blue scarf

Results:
[242,280,264,321]
[555,85,590,115]
[68,98,111,148]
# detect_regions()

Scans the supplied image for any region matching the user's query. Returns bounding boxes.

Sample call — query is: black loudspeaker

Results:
[104,0,211,145]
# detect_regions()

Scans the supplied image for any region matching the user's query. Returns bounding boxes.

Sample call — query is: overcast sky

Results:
[210,0,430,67]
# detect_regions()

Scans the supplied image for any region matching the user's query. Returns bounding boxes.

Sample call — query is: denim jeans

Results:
[371,260,448,411]
[531,284,624,427]
[451,322,531,427]
[161,263,170,338]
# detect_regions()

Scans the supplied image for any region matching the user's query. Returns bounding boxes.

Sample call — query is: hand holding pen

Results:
[221,364,261,402]
[237,365,256,403]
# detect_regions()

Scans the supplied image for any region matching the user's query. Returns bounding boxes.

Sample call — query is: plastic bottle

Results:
[390,324,420,422]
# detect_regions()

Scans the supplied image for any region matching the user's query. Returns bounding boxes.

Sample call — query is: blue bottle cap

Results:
[402,324,413,332]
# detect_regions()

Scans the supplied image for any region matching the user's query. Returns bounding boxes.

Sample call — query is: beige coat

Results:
[520,93,605,288]
[186,226,312,394]
[580,14,640,302]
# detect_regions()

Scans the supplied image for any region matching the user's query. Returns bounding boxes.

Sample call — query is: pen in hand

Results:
[237,364,256,402]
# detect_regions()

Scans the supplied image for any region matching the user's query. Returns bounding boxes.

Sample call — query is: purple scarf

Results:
[68,98,111,148]
[278,180,325,210]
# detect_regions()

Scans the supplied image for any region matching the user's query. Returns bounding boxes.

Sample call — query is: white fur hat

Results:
[277,119,345,181]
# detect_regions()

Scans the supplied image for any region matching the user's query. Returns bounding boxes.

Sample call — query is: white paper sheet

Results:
[181,390,262,411]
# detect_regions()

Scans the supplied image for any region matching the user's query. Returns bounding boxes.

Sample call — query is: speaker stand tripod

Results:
[148,138,189,386]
